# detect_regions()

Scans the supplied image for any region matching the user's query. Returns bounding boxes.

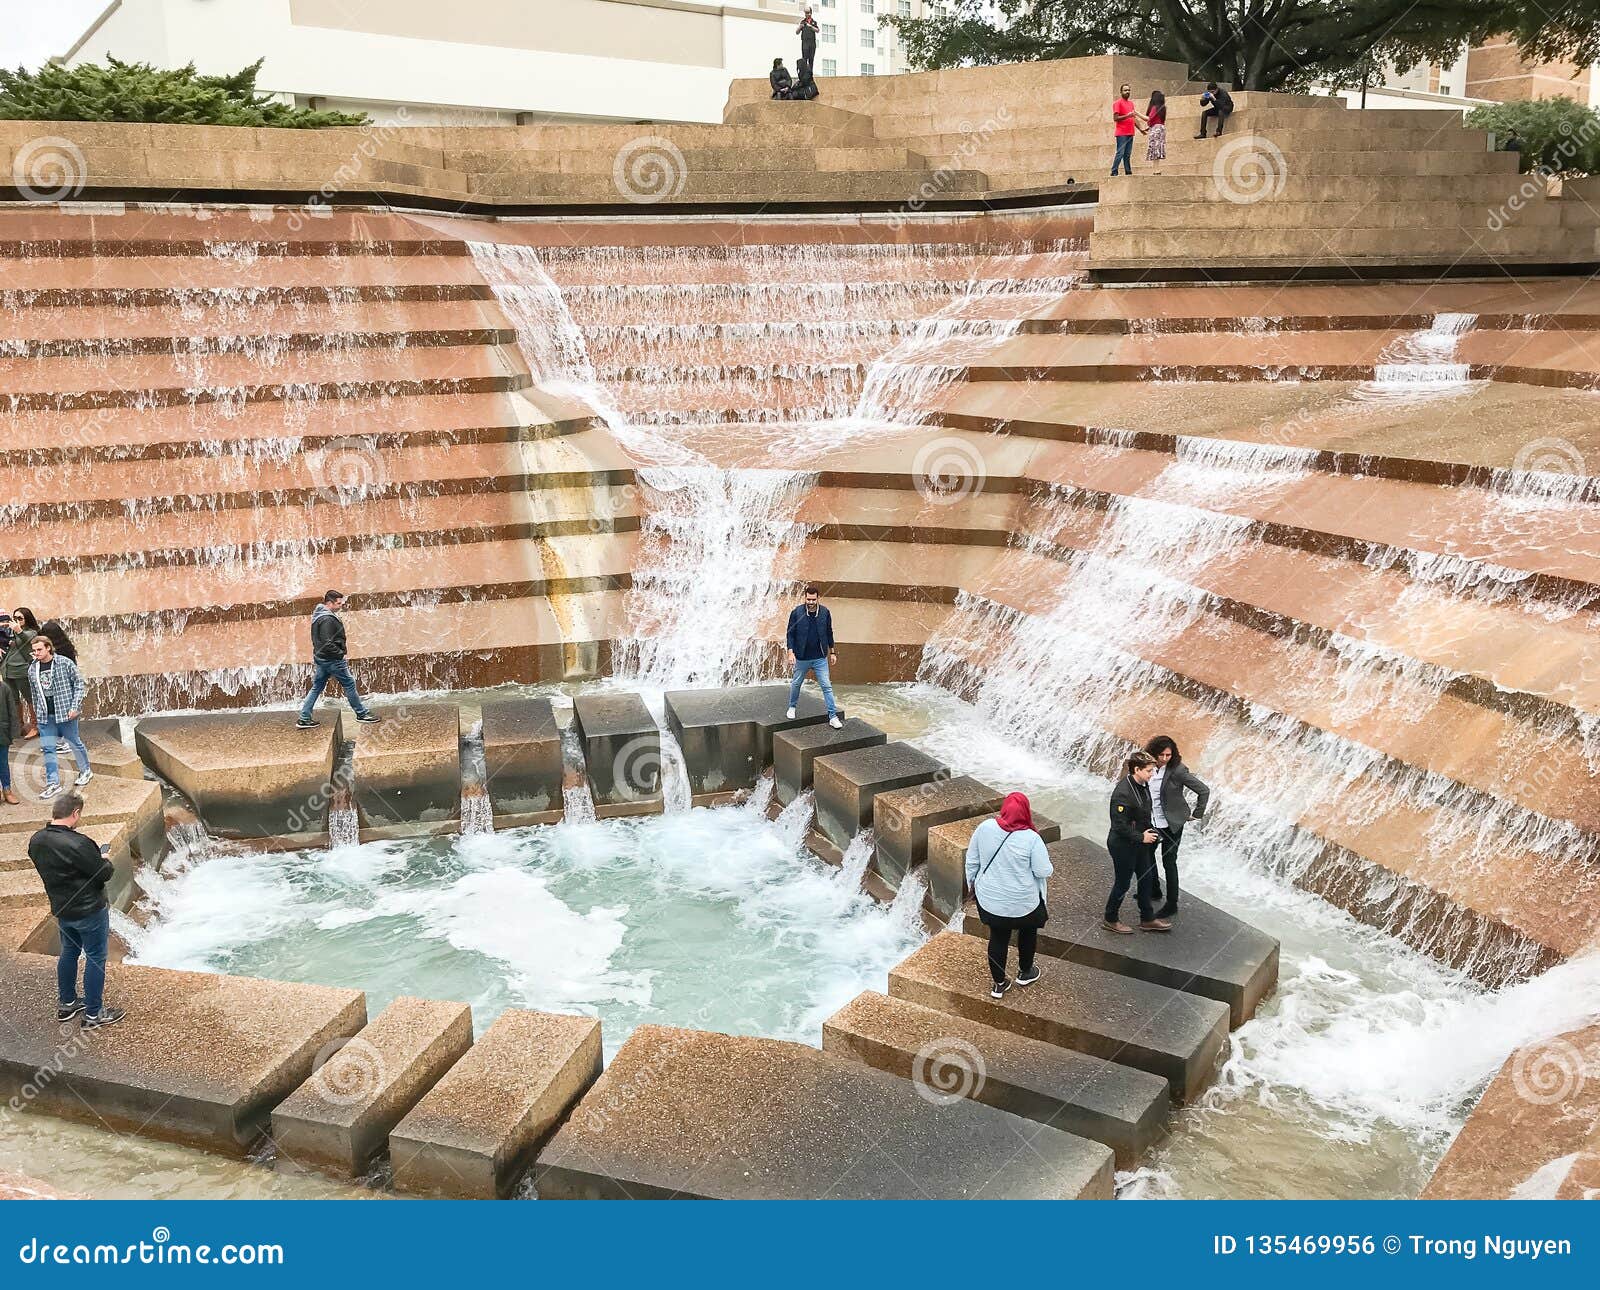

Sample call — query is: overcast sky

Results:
[3,0,109,71]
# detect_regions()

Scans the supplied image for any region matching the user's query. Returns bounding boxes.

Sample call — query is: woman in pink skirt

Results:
[1144,90,1167,164]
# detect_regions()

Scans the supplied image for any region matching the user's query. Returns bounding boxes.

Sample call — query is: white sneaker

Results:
[785,707,796,719]
[39,783,61,800]
[829,716,843,729]
[74,769,94,787]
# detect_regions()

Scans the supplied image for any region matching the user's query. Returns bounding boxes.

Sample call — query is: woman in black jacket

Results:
[1144,734,1210,919]
[1103,750,1168,934]
[770,58,793,99]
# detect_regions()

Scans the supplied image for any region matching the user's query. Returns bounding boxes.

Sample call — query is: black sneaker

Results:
[82,1007,126,1030]
[989,978,1012,999]
[1015,968,1041,987]
[56,1000,83,1022]
[355,712,383,724]
[295,718,319,729]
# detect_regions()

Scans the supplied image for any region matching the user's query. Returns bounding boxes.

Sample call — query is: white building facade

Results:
[58,0,928,126]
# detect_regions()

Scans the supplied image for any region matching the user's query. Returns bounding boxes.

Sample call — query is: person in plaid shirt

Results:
[28,634,91,799]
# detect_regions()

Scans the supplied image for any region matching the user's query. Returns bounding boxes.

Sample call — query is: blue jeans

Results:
[58,905,110,1015]
[788,656,837,718]
[298,658,371,721]
[0,747,9,789]
[1112,134,1134,175]
[38,716,90,786]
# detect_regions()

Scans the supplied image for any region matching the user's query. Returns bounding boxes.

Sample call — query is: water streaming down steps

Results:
[470,235,1086,688]
[559,723,597,825]
[460,720,495,835]
[1362,313,1477,394]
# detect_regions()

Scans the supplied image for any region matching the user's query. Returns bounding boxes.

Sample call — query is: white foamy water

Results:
[1361,313,1478,396]
[127,785,925,1057]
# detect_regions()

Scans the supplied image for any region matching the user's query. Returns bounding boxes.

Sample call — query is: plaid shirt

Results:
[29,655,86,723]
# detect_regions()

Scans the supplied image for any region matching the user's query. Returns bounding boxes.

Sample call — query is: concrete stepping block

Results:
[135,710,340,842]
[813,741,947,853]
[390,1009,602,1199]
[663,684,831,799]
[0,774,164,874]
[0,955,366,1154]
[536,1024,1113,1199]
[352,703,461,838]
[271,996,474,1180]
[925,809,1063,920]
[77,719,143,779]
[572,692,661,817]
[873,775,1004,888]
[964,836,1279,1027]
[773,716,886,805]
[889,932,1230,1104]
[822,990,1169,1168]
[0,896,54,953]
[480,698,562,825]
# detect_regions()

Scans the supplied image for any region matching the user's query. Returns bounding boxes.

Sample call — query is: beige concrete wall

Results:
[288,0,725,68]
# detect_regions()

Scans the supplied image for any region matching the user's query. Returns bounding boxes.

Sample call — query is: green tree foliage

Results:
[1502,0,1600,68]
[888,0,1505,91]
[0,57,368,128]
[1466,98,1600,175]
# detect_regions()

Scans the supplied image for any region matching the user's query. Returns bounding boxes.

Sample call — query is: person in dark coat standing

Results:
[1103,750,1169,934]
[797,5,819,69]
[1144,734,1210,919]
[785,583,841,727]
[770,58,793,98]
[29,791,125,1029]
[295,590,382,729]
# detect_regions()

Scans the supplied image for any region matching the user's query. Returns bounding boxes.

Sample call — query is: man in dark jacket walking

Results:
[296,590,381,729]
[29,791,125,1028]
[785,584,842,727]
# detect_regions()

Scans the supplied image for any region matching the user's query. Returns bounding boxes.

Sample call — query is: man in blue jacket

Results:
[786,584,842,728]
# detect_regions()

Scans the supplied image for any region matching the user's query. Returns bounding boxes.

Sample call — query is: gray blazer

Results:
[1155,759,1210,826]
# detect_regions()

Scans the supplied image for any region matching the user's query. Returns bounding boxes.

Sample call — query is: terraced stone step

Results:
[889,932,1230,1103]
[663,685,832,800]
[536,1024,1114,1199]
[351,703,461,839]
[390,1009,602,1199]
[481,698,563,826]
[812,741,948,854]
[573,692,662,817]
[773,717,888,805]
[822,990,1170,1168]
[0,956,366,1155]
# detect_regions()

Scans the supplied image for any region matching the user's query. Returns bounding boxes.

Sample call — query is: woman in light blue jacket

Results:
[965,792,1053,999]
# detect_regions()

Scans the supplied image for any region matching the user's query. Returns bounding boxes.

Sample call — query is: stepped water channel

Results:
[3,206,1598,1199]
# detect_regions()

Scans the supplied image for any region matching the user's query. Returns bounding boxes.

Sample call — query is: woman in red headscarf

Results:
[964,791,1053,998]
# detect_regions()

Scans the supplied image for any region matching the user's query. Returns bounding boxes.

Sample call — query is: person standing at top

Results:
[296,590,382,729]
[29,791,125,1029]
[797,5,819,70]
[770,57,793,99]
[28,634,92,799]
[1111,83,1138,176]
[1144,89,1167,165]
[966,792,1053,998]
[4,608,39,739]
[785,584,842,728]
[1103,750,1168,933]
[1195,82,1234,138]
[1144,734,1210,919]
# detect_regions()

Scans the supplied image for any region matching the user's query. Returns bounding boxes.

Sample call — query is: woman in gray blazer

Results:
[1143,735,1210,919]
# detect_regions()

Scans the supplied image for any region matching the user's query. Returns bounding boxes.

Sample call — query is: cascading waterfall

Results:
[658,727,692,813]
[1361,313,1477,394]
[559,724,597,825]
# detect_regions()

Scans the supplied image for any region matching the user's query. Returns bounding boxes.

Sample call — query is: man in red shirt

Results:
[1112,82,1137,176]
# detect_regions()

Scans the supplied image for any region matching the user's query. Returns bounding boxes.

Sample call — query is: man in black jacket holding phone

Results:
[29,791,125,1029]
[296,590,381,729]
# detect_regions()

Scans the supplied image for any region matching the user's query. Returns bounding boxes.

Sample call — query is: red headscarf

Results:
[996,791,1034,833]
